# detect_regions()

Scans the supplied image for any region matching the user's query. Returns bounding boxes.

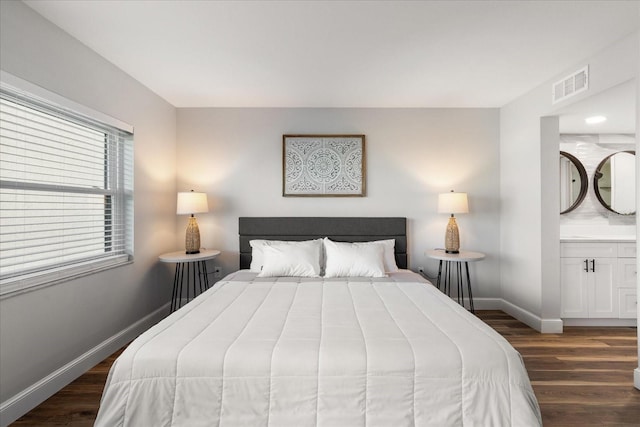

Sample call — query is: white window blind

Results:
[0,83,133,295]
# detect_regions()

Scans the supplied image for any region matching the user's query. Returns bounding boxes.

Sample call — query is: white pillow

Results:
[368,239,399,273]
[250,239,323,272]
[249,239,270,272]
[323,238,387,278]
[256,240,322,277]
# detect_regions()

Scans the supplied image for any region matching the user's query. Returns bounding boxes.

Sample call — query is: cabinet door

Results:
[618,288,637,319]
[561,258,589,318]
[618,258,637,288]
[589,258,617,318]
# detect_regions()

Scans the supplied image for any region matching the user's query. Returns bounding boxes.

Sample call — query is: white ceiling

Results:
[558,79,636,134]
[24,0,640,108]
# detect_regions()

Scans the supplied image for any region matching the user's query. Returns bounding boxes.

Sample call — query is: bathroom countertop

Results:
[560,235,636,243]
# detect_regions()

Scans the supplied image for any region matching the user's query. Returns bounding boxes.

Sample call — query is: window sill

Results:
[0,255,133,299]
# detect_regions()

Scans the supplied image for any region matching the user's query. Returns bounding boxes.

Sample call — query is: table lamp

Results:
[438,190,468,254]
[177,190,209,254]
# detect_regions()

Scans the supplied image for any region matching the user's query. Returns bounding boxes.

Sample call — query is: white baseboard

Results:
[635,368,640,390]
[453,297,562,333]
[563,318,637,327]
[0,303,169,427]
[499,299,563,333]
[465,297,502,310]
[539,317,564,333]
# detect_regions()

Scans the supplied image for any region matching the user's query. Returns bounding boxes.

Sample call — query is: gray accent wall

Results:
[176,107,501,297]
[0,0,177,414]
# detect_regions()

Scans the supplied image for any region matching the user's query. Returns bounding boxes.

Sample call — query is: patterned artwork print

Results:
[284,136,364,196]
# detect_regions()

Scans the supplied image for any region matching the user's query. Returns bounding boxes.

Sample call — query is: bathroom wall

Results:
[560,133,636,236]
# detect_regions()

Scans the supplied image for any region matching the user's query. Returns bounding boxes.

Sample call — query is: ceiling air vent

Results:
[552,65,588,104]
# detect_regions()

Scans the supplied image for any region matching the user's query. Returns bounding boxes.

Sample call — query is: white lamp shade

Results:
[438,192,469,214]
[177,191,209,215]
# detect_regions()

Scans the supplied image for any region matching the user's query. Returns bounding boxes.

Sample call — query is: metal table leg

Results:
[171,260,213,313]
[444,261,451,295]
[458,262,463,305]
[177,262,185,311]
[465,261,475,313]
[170,263,180,312]
[437,260,475,314]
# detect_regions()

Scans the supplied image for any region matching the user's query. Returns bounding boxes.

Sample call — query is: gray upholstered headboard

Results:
[239,217,407,270]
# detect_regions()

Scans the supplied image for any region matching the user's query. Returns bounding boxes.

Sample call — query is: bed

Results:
[95,217,541,426]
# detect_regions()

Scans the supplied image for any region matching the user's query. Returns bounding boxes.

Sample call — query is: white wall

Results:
[635,26,640,392]
[0,1,177,421]
[176,108,501,300]
[612,152,636,214]
[500,32,639,331]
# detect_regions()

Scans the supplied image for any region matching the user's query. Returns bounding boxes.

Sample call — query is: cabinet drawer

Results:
[561,243,617,258]
[618,243,636,258]
[618,288,637,319]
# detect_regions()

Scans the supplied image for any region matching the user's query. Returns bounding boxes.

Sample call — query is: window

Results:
[0,76,133,296]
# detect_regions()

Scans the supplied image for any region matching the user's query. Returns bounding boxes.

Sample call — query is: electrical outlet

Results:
[213,267,222,278]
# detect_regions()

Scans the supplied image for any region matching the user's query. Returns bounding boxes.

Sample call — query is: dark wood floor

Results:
[11,310,640,426]
[484,311,640,426]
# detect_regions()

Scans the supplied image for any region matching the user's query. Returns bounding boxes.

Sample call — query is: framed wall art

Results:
[283,134,366,197]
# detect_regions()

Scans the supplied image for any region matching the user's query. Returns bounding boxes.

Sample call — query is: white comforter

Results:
[95,271,541,426]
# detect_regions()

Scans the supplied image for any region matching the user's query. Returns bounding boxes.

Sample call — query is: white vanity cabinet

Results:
[617,243,637,318]
[560,241,636,320]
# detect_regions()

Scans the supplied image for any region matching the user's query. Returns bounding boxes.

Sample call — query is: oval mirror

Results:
[559,151,588,214]
[593,151,636,215]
